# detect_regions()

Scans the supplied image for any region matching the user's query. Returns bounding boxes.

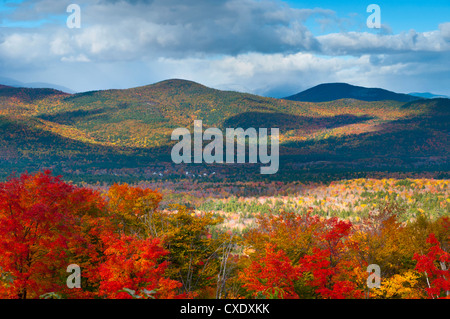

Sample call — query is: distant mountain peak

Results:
[157,78,204,86]
[284,83,421,103]
[136,78,209,90]
[0,76,76,93]
[408,92,450,99]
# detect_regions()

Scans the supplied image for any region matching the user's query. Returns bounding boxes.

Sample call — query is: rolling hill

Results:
[0,79,448,182]
[284,83,421,102]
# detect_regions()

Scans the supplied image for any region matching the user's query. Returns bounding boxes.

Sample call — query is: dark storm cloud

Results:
[1,0,328,60]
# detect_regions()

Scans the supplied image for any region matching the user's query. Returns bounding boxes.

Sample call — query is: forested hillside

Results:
[0,80,448,182]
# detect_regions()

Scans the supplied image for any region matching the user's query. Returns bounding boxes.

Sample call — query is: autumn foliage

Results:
[413,232,450,298]
[0,171,183,299]
[0,171,448,299]
[0,171,97,298]
[96,234,183,299]
[238,243,302,298]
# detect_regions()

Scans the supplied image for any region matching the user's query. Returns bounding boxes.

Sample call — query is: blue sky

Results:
[287,0,450,33]
[0,0,449,97]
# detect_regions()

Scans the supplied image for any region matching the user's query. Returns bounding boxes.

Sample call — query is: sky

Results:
[0,0,449,97]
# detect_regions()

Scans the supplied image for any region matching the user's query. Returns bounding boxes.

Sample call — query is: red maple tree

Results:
[414,233,450,299]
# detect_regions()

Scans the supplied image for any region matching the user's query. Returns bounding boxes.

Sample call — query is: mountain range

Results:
[0,79,448,182]
[408,92,450,99]
[284,83,422,102]
[0,76,76,94]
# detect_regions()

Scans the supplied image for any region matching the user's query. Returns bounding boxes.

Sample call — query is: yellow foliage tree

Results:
[372,270,425,299]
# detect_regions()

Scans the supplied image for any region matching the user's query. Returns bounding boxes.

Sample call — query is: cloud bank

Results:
[0,0,449,96]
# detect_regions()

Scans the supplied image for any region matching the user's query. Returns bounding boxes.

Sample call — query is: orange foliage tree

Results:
[106,183,162,235]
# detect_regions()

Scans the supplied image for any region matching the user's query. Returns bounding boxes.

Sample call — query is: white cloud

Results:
[156,52,423,97]
[0,32,49,63]
[60,54,90,63]
[317,29,450,56]
[440,22,450,41]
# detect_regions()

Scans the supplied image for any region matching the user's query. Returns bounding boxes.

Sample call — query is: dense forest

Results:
[0,171,448,299]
